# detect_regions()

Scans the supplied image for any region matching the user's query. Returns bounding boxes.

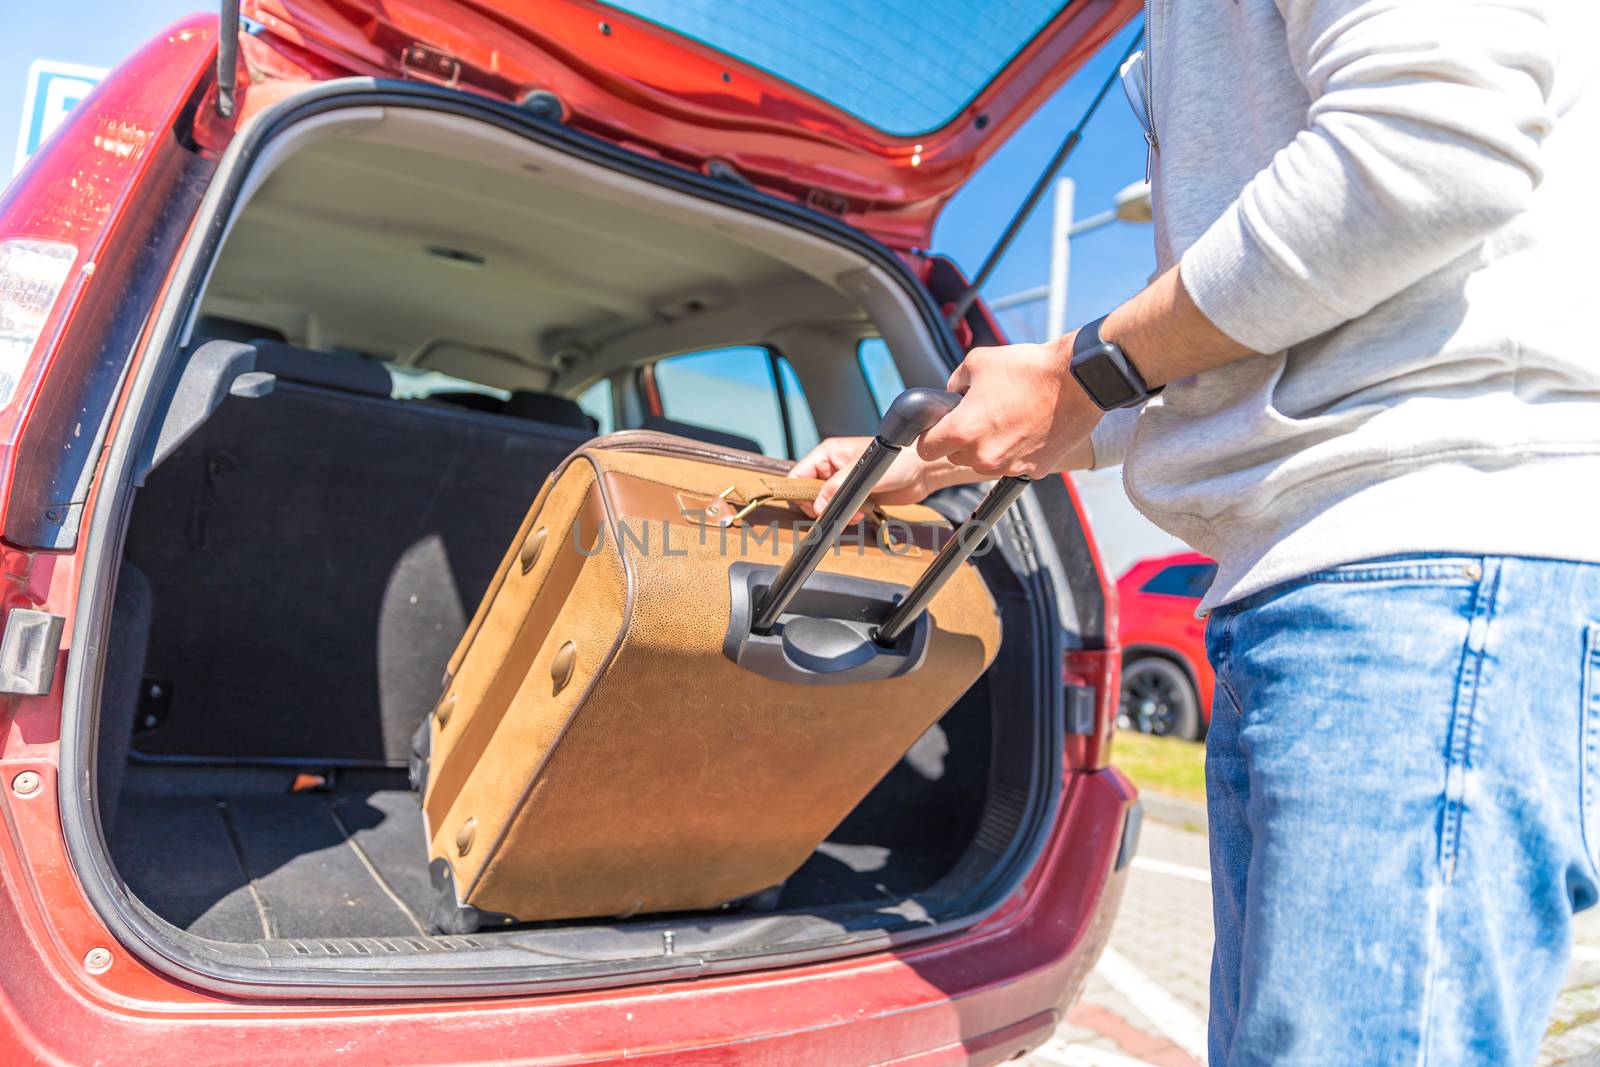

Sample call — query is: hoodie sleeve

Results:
[1178,1,1560,354]
[1088,405,1141,470]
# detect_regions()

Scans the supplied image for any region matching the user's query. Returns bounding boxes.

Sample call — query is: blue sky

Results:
[935,19,1154,340]
[0,3,1173,571]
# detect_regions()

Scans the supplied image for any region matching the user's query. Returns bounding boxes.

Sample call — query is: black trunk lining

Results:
[215,799,274,939]
[110,760,977,943]
[113,776,440,941]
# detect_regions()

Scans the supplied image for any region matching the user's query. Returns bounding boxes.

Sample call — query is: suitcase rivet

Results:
[455,818,476,856]
[435,693,457,728]
[520,526,549,574]
[551,641,577,694]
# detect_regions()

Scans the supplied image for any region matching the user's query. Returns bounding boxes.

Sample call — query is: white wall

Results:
[1068,467,1187,580]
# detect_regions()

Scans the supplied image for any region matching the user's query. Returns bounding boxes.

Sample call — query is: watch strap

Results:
[1071,315,1161,410]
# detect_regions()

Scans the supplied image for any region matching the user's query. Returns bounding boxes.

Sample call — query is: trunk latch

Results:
[0,608,65,696]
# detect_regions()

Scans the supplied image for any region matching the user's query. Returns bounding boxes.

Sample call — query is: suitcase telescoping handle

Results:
[750,387,1031,641]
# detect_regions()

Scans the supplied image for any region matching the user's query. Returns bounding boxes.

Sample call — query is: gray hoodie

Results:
[1089,0,1600,613]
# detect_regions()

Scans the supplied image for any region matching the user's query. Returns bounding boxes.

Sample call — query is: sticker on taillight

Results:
[0,239,77,410]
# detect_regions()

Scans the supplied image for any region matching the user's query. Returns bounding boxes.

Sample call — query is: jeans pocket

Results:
[1581,623,1600,877]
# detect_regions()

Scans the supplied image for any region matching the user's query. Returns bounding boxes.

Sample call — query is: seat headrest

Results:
[504,390,596,431]
[641,415,762,455]
[431,392,507,415]
[194,315,287,345]
[251,341,393,398]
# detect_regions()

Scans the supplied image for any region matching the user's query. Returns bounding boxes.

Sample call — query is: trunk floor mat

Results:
[110,774,945,942]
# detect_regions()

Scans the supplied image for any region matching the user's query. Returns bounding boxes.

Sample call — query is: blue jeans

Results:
[1204,555,1600,1065]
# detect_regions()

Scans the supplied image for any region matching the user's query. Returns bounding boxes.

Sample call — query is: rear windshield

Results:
[601,0,1070,136]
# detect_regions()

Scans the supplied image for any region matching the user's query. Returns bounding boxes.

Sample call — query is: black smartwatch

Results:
[1069,315,1162,411]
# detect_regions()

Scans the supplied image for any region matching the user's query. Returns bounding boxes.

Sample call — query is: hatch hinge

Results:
[0,609,65,696]
[400,42,463,88]
[519,90,567,123]
[704,159,755,191]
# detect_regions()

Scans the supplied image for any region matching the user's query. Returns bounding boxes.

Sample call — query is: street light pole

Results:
[1047,177,1074,341]
[984,181,1154,326]
[1028,179,1154,340]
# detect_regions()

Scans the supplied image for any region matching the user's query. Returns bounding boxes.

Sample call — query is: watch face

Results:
[1074,346,1140,409]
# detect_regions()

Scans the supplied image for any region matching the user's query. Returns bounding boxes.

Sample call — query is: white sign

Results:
[14,59,107,176]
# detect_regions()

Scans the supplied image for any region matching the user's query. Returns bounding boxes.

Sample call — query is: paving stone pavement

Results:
[1026,803,1600,1066]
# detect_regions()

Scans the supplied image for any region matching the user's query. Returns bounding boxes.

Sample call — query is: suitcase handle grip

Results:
[875,387,963,448]
[751,388,1029,639]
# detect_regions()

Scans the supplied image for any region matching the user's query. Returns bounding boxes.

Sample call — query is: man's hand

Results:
[790,436,972,515]
[917,334,1102,478]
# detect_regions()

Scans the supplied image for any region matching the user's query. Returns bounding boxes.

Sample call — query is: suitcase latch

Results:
[681,485,771,528]
[716,485,772,527]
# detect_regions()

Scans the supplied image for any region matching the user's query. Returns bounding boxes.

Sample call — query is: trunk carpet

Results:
[113,776,435,941]
[110,767,955,942]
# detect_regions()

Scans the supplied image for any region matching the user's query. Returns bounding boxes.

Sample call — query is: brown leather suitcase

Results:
[415,389,1030,931]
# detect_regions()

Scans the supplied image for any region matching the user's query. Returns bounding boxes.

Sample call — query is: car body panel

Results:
[242,0,1141,246]
[0,12,1133,1062]
[2,744,1132,1062]
[1115,551,1216,727]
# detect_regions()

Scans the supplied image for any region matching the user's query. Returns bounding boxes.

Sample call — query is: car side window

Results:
[1141,563,1217,599]
[857,337,906,417]
[775,357,820,458]
[576,379,614,434]
[653,345,818,459]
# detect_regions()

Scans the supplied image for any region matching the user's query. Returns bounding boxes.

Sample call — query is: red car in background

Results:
[0,1,1143,1063]
[1116,552,1218,740]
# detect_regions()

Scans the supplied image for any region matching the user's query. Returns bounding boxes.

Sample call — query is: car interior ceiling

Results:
[95,105,1031,952]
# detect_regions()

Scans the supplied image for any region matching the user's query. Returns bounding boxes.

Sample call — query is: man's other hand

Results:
[789,436,951,515]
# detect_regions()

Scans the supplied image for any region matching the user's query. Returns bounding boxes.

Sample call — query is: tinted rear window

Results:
[1140,563,1217,600]
[601,0,1069,135]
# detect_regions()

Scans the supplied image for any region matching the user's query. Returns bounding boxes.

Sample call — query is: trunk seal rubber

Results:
[57,78,1067,999]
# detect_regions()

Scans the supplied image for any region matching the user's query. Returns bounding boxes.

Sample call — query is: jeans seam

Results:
[1215,609,1245,719]
[1420,558,1501,1066]
[1297,561,1481,586]
[1440,560,1498,880]
[1580,623,1600,884]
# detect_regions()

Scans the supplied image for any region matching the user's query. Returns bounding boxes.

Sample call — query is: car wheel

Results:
[1118,656,1201,740]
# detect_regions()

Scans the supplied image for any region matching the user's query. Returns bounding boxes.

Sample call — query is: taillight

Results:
[0,240,78,411]
[0,15,222,547]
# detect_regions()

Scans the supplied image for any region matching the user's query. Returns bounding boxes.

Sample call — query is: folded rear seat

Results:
[124,340,593,767]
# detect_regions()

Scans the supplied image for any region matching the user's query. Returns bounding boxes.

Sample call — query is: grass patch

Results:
[1109,729,1207,804]
[1547,982,1600,1037]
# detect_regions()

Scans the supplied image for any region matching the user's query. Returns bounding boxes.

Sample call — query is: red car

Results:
[1116,551,1218,740]
[0,2,1141,1064]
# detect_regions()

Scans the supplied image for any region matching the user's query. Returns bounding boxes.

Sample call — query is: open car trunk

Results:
[72,83,1069,995]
